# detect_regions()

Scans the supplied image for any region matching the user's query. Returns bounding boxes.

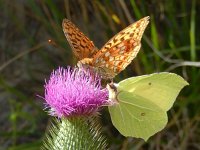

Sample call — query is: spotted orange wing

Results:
[92,16,150,79]
[62,19,98,60]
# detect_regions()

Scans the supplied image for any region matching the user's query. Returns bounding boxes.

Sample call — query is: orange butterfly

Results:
[62,16,149,79]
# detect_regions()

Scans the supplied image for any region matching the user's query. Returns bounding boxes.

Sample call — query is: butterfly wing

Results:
[62,19,98,60]
[92,16,150,79]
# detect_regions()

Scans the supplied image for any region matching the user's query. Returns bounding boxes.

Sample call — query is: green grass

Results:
[0,0,200,149]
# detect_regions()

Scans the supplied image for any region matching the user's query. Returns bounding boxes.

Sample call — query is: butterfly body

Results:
[62,16,149,79]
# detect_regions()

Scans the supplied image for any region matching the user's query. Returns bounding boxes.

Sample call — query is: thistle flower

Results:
[44,67,109,117]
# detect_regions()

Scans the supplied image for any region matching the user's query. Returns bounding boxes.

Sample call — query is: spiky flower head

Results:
[44,67,109,118]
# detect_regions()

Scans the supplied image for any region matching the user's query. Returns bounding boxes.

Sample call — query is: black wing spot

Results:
[120,37,125,41]
[141,112,145,116]
[129,33,134,37]
[148,82,152,85]
[113,38,118,43]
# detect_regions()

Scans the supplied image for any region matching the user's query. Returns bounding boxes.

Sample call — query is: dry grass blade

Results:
[0,41,47,72]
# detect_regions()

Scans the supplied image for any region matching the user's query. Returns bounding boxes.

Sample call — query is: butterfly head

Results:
[106,82,119,103]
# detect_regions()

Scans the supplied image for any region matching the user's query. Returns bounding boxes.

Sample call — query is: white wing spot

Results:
[101,60,106,64]
[119,56,125,60]
[109,56,114,61]
[121,45,126,51]
[117,43,124,48]
[105,52,110,57]
[100,58,104,61]
[127,57,134,62]
[113,47,117,51]
[119,49,125,54]
[114,61,120,66]
[113,67,118,72]
[122,63,128,69]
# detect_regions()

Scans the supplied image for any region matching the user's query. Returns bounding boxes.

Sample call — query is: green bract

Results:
[108,72,189,141]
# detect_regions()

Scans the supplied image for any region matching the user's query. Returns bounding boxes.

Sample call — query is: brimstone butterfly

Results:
[107,72,189,141]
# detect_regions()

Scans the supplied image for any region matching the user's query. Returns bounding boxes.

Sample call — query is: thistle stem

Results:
[42,117,107,150]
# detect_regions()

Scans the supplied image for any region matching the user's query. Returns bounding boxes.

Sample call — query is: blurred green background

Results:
[0,0,200,149]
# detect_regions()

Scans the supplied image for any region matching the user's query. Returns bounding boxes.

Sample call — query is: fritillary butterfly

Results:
[62,16,150,79]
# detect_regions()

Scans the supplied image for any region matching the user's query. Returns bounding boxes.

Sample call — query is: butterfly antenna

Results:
[48,39,57,47]
[48,39,66,51]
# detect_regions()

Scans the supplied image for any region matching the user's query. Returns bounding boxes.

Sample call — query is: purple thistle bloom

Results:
[44,67,109,117]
